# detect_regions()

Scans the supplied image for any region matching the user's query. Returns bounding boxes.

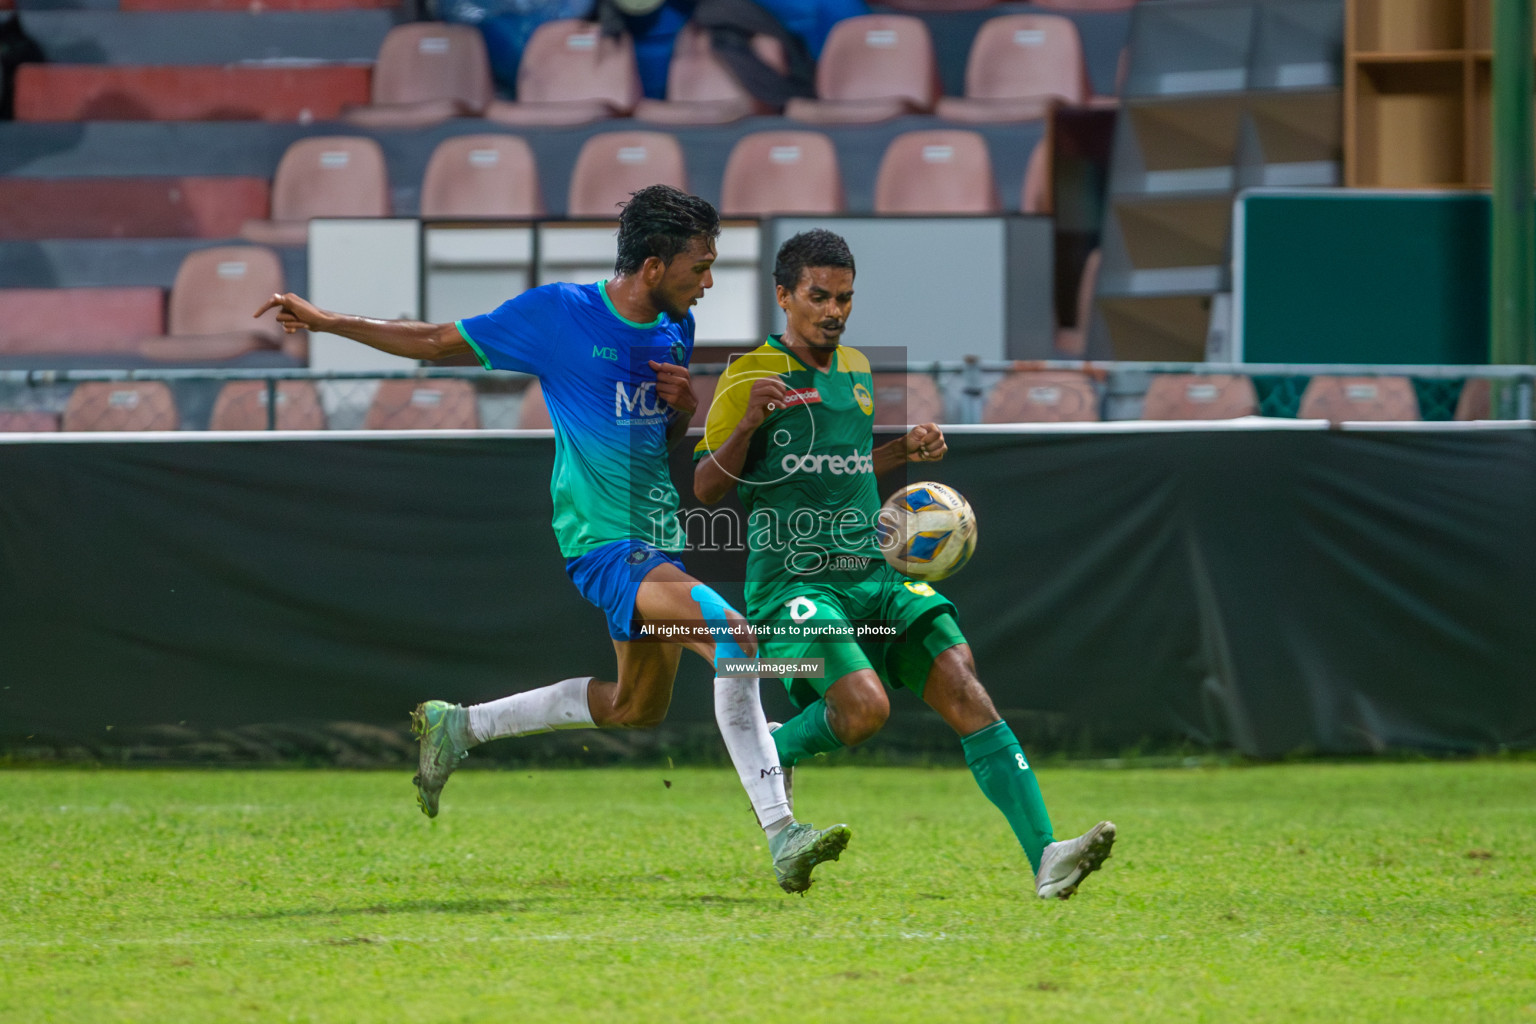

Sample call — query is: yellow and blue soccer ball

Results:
[877,481,977,581]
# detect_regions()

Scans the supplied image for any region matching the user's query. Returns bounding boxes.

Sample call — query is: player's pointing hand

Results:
[255,292,330,335]
[742,377,788,429]
[648,360,697,418]
[903,423,947,462]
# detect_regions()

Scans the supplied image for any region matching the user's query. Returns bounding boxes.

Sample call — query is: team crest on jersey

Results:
[853,383,874,415]
[669,339,687,364]
[903,581,937,596]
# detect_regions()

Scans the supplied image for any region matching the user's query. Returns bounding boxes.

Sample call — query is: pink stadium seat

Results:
[874,130,1000,214]
[209,381,326,430]
[634,24,782,125]
[0,288,164,355]
[566,131,688,218]
[879,0,996,10]
[785,16,939,124]
[344,24,493,128]
[1298,376,1420,423]
[983,370,1099,422]
[1021,138,1051,214]
[13,65,370,122]
[63,382,179,432]
[137,245,294,363]
[420,135,544,218]
[719,131,844,216]
[0,411,62,432]
[935,15,1088,123]
[1035,0,1139,10]
[872,373,945,426]
[0,178,269,240]
[1141,374,1258,420]
[1054,248,1100,356]
[484,21,641,127]
[240,137,390,247]
[366,380,481,430]
[1455,378,1492,420]
[517,379,551,429]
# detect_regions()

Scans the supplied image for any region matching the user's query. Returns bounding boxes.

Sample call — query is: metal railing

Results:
[1,361,1532,432]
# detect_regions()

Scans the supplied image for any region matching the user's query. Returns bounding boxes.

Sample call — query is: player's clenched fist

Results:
[254,292,330,334]
[741,377,788,430]
[903,422,947,462]
[647,360,697,418]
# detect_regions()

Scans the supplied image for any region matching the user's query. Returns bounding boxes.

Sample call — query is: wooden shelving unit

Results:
[1088,0,1344,362]
[1345,0,1527,187]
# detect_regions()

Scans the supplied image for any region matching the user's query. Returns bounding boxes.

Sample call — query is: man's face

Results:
[777,265,854,350]
[648,236,717,321]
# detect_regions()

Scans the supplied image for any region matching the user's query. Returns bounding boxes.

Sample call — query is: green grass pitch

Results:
[2,762,1533,1022]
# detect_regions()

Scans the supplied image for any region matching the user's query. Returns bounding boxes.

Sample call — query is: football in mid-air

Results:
[877,481,977,581]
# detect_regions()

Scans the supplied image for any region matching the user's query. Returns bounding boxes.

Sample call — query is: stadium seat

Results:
[62,382,178,431]
[688,371,719,429]
[878,0,996,11]
[1021,140,1050,214]
[785,16,939,124]
[1298,376,1420,423]
[1035,0,1139,10]
[983,370,1099,422]
[935,15,1089,123]
[566,132,688,218]
[13,65,370,122]
[1455,377,1492,420]
[209,380,326,430]
[0,411,62,432]
[719,131,845,216]
[484,21,641,127]
[872,373,945,425]
[343,24,493,128]
[0,178,270,240]
[419,135,544,218]
[365,379,480,429]
[137,245,293,363]
[634,24,781,125]
[1141,374,1258,420]
[1054,248,1100,356]
[240,137,390,247]
[0,287,164,356]
[516,379,551,429]
[874,131,1000,214]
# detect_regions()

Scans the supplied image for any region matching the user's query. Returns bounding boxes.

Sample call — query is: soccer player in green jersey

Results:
[693,229,1116,899]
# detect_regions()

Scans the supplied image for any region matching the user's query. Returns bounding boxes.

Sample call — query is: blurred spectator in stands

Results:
[440,0,595,95]
[595,0,820,106]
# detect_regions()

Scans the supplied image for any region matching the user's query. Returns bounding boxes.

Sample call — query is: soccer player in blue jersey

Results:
[255,186,849,893]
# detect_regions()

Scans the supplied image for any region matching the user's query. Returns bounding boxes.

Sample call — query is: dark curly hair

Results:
[614,185,721,276]
[773,229,856,292]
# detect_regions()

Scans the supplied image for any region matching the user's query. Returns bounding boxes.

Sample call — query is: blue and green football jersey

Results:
[457,281,692,558]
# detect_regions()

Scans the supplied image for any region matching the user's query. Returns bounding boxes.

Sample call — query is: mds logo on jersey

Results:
[615,380,668,425]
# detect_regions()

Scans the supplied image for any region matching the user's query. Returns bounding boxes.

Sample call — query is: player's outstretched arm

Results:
[254,293,471,362]
[694,377,786,504]
[873,422,947,477]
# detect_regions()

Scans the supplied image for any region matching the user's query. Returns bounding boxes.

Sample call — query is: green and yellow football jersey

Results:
[694,336,885,606]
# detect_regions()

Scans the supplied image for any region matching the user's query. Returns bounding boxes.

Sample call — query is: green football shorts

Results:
[753,570,967,709]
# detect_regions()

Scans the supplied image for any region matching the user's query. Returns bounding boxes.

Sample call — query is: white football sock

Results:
[714,675,793,835]
[466,676,595,744]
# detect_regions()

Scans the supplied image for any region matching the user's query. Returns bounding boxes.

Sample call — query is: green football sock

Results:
[962,720,1055,873]
[772,700,844,766]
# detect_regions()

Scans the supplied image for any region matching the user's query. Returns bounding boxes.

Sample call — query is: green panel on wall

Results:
[1239,192,1493,365]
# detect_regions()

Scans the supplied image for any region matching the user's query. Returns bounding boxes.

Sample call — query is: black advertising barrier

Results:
[1,426,1534,759]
